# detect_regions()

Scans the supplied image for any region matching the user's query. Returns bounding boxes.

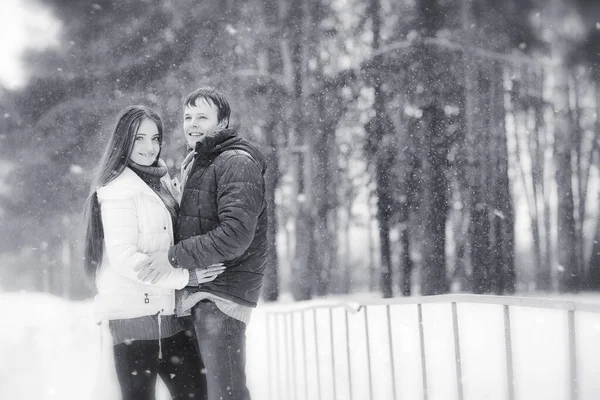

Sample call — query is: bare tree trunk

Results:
[399,143,417,296]
[542,67,554,290]
[367,0,394,298]
[258,0,286,302]
[533,67,553,291]
[513,106,544,289]
[571,73,586,286]
[416,0,449,295]
[420,104,450,295]
[343,209,352,293]
[554,66,580,293]
[588,198,600,290]
[461,0,489,294]
[377,176,393,298]
[262,116,281,301]
[587,84,600,289]
[326,120,340,293]
[303,0,333,296]
[312,117,336,296]
[525,71,548,291]
[471,70,492,294]
[508,68,548,291]
[400,213,413,296]
[289,0,315,300]
[367,202,377,292]
[488,64,502,294]
[490,62,515,294]
[571,74,594,286]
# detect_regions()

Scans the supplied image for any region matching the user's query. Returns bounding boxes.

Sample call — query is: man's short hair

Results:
[184,87,231,126]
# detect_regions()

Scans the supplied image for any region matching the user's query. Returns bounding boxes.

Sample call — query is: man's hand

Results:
[195,265,227,284]
[134,252,175,284]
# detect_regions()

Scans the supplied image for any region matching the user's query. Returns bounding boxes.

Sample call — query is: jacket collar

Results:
[190,128,267,174]
[193,128,238,159]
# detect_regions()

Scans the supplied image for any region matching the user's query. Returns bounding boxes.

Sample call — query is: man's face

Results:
[183,98,226,149]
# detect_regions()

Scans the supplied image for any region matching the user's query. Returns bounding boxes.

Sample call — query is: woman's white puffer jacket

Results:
[93,167,188,322]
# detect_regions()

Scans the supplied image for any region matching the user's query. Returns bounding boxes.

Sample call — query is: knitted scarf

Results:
[128,161,179,228]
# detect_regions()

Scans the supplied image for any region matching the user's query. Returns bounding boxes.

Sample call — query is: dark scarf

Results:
[129,161,179,229]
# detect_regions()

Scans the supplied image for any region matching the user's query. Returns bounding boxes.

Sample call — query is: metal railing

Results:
[263,294,600,400]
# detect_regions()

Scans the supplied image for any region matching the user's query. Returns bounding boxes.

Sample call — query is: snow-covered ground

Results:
[1,292,600,399]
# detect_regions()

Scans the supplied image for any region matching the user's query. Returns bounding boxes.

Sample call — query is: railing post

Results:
[314,309,322,400]
[301,310,308,400]
[285,312,297,400]
[364,306,374,400]
[283,312,291,400]
[568,309,578,400]
[451,302,464,400]
[418,303,429,400]
[290,312,298,400]
[503,305,515,400]
[266,312,273,400]
[386,304,398,400]
[329,308,338,400]
[345,308,354,400]
[274,313,283,400]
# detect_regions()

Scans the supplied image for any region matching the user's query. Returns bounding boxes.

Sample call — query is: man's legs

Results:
[191,300,251,400]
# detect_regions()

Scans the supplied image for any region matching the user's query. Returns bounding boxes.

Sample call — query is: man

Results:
[136,87,268,400]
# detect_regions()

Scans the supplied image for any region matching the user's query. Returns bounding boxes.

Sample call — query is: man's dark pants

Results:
[191,300,251,400]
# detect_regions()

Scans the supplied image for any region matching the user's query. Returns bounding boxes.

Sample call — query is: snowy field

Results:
[1,292,600,400]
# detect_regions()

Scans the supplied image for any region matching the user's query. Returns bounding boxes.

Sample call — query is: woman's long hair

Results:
[83,105,163,279]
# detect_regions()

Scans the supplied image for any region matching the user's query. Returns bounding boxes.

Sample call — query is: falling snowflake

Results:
[225,24,237,35]
[493,209,506,219]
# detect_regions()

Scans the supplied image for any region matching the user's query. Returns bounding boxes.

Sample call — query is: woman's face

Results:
[130,118,160,166]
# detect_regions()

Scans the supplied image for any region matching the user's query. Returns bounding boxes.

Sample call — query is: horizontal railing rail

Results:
[263,294,600,314]
[264,294,600,400]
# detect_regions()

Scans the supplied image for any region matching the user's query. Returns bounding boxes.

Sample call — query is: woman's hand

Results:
[136,252,226,285]
[135,252,174,284]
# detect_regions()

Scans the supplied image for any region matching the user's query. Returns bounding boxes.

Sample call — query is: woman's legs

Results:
[113,340,159,400]
[158,328,208,400]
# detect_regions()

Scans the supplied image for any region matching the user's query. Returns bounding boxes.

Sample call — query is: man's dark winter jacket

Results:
[168,129,268,307]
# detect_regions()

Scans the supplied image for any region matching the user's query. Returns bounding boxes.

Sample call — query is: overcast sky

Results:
[0,0,60,90]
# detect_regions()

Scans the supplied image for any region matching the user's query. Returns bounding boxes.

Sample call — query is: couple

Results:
[83,87,267,400]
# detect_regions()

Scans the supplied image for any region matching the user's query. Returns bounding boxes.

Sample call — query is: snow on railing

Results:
[263,294,600,400]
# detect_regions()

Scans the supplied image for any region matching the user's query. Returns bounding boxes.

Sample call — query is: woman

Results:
[83,105,224,400]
